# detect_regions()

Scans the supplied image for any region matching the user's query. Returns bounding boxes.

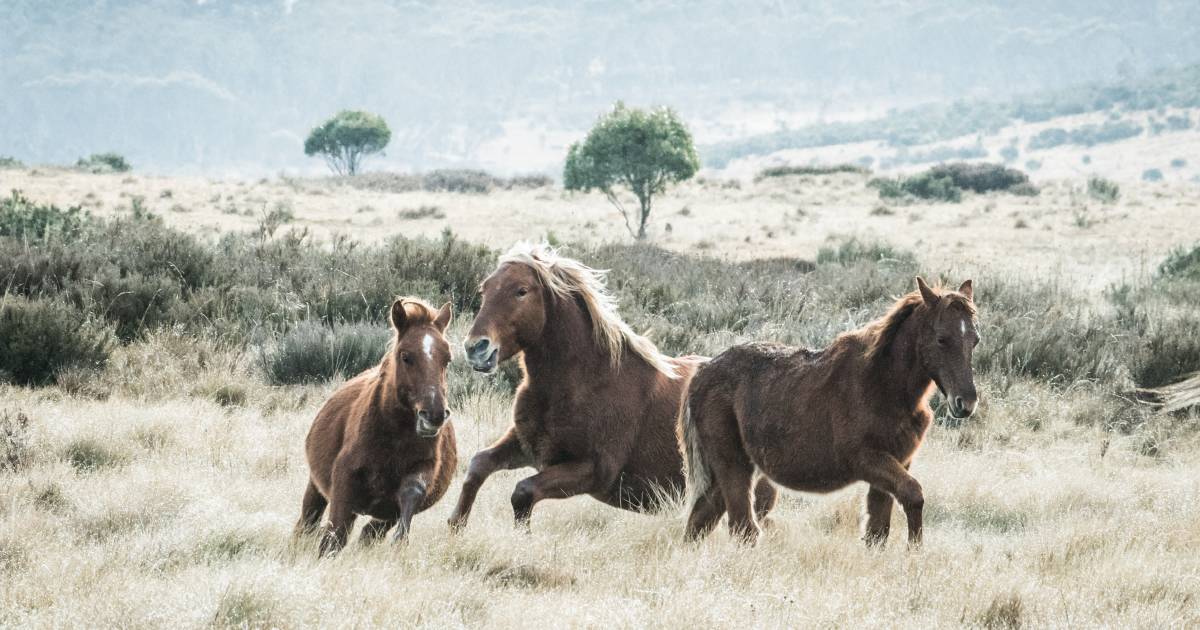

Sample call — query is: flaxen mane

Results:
[497,242,677,377]
[862,288,976,363]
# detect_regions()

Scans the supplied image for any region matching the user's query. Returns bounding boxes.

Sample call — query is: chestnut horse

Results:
[682,277,978,546]
[296,298,456,556]
[450,243,775,529]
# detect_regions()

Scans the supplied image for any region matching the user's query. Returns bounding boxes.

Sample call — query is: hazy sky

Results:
[4,1,1199,175]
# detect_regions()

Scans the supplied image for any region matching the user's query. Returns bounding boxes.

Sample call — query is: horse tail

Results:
[681,390,712,515]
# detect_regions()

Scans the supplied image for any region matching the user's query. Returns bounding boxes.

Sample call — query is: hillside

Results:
[4,1,1200,174]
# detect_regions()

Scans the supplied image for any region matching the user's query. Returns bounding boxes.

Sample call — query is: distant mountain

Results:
[3,0,1199,175]
[705,63,1200,167]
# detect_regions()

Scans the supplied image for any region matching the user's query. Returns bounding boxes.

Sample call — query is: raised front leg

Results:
[318,472,357,558]
[448,427,530,531]
[854,451,924,547]
[391,473,430,543]
[510,460,599,528]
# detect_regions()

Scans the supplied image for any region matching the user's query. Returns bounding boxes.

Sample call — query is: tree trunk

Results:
[636,192,652,240]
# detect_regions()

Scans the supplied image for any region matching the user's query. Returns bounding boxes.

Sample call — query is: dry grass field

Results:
[2,167,1199,628]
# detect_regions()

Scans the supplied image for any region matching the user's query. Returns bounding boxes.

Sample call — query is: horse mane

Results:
[862,286,976,362]
[393,297,438,327]
[497,242,677,378]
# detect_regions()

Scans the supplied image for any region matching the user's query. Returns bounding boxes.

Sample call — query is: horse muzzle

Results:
[464,337,499,374]
[415,407,450,438]
[948,395,977,419]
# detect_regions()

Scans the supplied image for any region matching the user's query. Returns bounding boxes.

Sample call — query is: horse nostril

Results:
[444,408,452,420]
[466,338,490,357]
[417,409,430,422]
[954,396,964,412]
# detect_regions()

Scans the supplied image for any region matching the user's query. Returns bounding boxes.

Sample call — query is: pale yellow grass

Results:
[2,376,1198,628]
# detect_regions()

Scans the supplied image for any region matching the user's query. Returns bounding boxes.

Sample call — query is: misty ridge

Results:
[4,0,1200,176]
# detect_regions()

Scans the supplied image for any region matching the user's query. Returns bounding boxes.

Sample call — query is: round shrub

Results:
[260,321,391,385]
[0,297,116,386]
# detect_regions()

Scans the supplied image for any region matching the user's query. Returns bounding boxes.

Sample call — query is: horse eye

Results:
[517,287,529,297]
[937,337,950,346]
[401,352,413,365]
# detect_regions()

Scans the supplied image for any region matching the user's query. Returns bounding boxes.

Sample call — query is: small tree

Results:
[564,102,699,239]
[304,110,391,176]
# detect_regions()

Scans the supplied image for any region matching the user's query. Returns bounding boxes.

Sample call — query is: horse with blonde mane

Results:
[449,244,776,529]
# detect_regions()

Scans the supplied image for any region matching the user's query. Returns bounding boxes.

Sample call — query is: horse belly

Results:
[743,416,850,494]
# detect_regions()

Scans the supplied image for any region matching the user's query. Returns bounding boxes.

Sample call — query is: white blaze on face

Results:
[422,334,434,360]
[961,319,967,335]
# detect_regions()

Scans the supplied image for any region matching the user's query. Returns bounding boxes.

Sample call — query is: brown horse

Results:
[296,298,457,556]
[449,243,776,529]
[682,277,978,546]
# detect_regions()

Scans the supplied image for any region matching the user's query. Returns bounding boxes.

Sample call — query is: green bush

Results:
[0,191,91,240]
[0,194,494,345]
[755,164,869,180]
[816,238,917,266]
[1087,177,1120,203]
[869,163,1032,203]
[1159,244,1200,280]
[871,173,961,202]
[1142,168,1164,182]
[0,297,116,386]
[1170,158,1187,169]
[504,173,555,189]
[260,321,392,385]
[926,163,1032,194]
[75,152,131,173]
[422,169,500,194]
[0,156,23,169]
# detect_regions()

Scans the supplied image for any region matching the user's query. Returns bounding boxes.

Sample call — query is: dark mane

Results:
[862,292,924,362]
[862,287,976,362]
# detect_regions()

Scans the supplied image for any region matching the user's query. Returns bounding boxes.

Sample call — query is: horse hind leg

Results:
[863,486,894,547]
[295,480,327,537]
[753,478,778,527]
[685,483,726,540]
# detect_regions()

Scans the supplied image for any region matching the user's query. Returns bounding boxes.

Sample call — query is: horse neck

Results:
[872,312,935,412]
[521,294,614,382]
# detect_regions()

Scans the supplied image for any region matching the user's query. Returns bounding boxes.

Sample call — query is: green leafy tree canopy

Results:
[564,102,699,239]
[304,110,391,176]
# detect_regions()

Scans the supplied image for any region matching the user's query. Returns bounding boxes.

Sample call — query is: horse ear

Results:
[389,299,408,331]
[958,279,974,301]
[916,276,939,306]
[434,301,452,332]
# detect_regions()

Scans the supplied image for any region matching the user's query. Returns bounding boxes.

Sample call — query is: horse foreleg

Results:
[359,518,396,545]
[391,474,429,543]
[448,427,529,531]
[854,451,924,547]
[510,460,598,528]
[318,474,357,558]
[295,480,327,537]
